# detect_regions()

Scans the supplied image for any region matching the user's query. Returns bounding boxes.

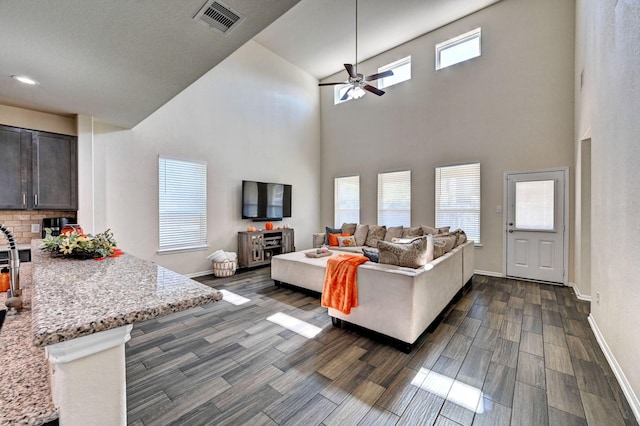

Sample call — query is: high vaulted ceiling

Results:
[0,0,499,129]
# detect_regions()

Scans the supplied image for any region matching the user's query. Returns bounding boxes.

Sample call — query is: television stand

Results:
[238,228,295,268]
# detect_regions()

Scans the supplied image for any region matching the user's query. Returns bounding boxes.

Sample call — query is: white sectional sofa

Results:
[271,239,474,352]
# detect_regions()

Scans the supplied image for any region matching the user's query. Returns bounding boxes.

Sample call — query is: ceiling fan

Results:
[318,0,393,101]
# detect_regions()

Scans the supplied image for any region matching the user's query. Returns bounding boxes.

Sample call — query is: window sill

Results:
[157,245,208,255]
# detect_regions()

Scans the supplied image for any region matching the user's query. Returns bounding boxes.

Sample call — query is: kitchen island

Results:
[1,241,223,425]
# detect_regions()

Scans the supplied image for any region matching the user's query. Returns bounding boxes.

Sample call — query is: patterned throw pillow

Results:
[337,235,357,247]
[384,226,404,242]
[341,223,357,236]
[402,226,424,238]
[420,225,438,235]
[365,225,387,248]
[433,238,447,259]
[378,235,434,268]
[453,229,468,245]
[354,224,369,246]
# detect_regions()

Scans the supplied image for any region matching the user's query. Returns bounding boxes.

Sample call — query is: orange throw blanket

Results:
[321,253,369,315]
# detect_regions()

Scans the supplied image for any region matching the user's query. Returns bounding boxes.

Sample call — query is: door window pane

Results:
[515,180,555,230]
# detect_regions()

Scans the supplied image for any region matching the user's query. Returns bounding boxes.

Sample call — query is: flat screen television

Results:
[242,180,292,221]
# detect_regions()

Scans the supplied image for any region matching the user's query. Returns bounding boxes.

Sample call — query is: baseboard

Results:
[474,269,503,277]
[569,282,591,301]
[185,270,214,278]
[588,314,640,423]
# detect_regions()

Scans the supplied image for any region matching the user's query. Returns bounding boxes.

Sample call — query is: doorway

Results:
[504,169,568,284]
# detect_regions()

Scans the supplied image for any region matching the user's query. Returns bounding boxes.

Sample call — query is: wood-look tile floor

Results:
[125,269,638,426]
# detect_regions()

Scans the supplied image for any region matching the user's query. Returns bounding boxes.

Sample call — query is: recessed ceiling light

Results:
[11,75,39,85]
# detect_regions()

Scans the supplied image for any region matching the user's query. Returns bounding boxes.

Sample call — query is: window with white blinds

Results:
[378,170,411,227]
[435,162,481,244]
[334,176,360,227]
[158,156,207,253]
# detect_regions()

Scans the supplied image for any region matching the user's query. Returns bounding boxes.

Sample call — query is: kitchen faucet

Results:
[0,224,22,312]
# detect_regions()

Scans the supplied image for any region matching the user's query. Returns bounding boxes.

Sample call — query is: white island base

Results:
[46,325,133,426]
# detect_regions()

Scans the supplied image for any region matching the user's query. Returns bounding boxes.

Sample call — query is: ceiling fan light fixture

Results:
[350,86,366,99]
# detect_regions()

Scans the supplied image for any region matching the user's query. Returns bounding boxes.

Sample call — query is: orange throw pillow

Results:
[328,232,350,246]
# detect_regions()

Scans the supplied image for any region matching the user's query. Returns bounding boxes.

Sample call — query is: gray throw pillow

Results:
[362,248,379,263]
[365,225,386,248]
[384,226,404,242]
[324,226,342,245]
[354,224,369,246]
[378,235,433,268]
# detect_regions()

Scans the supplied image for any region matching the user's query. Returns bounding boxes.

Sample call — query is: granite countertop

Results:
[0,263,58,426]
[30,241,223,346]
[1,241,223,425]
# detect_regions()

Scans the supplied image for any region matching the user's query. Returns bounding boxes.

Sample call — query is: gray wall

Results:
[319,0,576,276]
[576,0,640,414]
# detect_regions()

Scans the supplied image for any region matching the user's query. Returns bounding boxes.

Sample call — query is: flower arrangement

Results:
[41,228,118,259]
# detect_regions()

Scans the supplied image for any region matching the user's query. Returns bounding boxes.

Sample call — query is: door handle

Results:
[508,229,514,233]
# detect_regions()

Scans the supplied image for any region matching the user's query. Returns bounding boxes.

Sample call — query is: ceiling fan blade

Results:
[363,84,385,96]
[344,64,358,79]
[319,82,347,86]
[365,70,394,82]
[340,87,353,101]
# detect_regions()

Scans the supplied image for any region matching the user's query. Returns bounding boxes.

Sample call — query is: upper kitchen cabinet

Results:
[0,124,78,210]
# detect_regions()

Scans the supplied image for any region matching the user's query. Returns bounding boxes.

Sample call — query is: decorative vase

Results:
[265,222,274,230]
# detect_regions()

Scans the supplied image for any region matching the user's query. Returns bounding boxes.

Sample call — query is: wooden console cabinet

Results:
[238,228,295,268]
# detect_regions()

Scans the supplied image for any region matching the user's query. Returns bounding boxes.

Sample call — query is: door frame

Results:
[502,167,569,285]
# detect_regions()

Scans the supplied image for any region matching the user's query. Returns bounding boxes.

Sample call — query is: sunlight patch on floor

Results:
[219,289,250,305]
[267,312,322,338]
[412,368,485,413]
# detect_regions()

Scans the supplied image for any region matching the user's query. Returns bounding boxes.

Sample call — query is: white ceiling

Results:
[0,0,499,130]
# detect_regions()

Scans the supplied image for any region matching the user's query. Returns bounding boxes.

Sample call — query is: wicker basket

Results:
[212,259,237,277]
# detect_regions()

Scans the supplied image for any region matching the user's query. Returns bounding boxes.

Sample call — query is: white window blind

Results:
[334,176,360,227]
[158,156,207,252]
[435,163,481,244]
[378,55,412,89]
[378,170,411,227]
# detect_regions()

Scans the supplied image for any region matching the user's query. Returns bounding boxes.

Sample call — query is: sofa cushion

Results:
[438,226,451,234]
[337,235,357,247]
[354,224,369,246]
[324,226,342,245]
[365,225,387,248]
[362,248,379,263]
[384,226,404,242]
[378,235,433,268]
[328,232,350,246]
[402,226,424,238]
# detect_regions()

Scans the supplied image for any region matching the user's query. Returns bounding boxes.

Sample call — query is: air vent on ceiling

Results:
[194,0,245,35]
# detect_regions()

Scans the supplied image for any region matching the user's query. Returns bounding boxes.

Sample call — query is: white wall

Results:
[576,0,640,416]
[319,0,575,276]
[84,40,321,275]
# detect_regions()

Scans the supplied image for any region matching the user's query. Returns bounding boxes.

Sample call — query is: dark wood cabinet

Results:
[0,124,77,210]
[238,228,295,268]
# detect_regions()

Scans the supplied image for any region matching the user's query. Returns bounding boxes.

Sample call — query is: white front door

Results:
[505,169,567,284]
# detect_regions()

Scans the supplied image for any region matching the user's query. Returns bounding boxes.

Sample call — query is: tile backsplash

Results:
[0,210,77,245]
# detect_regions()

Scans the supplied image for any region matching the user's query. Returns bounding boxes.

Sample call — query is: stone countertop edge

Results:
[0,263,59,426]
[30,240,223,347]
